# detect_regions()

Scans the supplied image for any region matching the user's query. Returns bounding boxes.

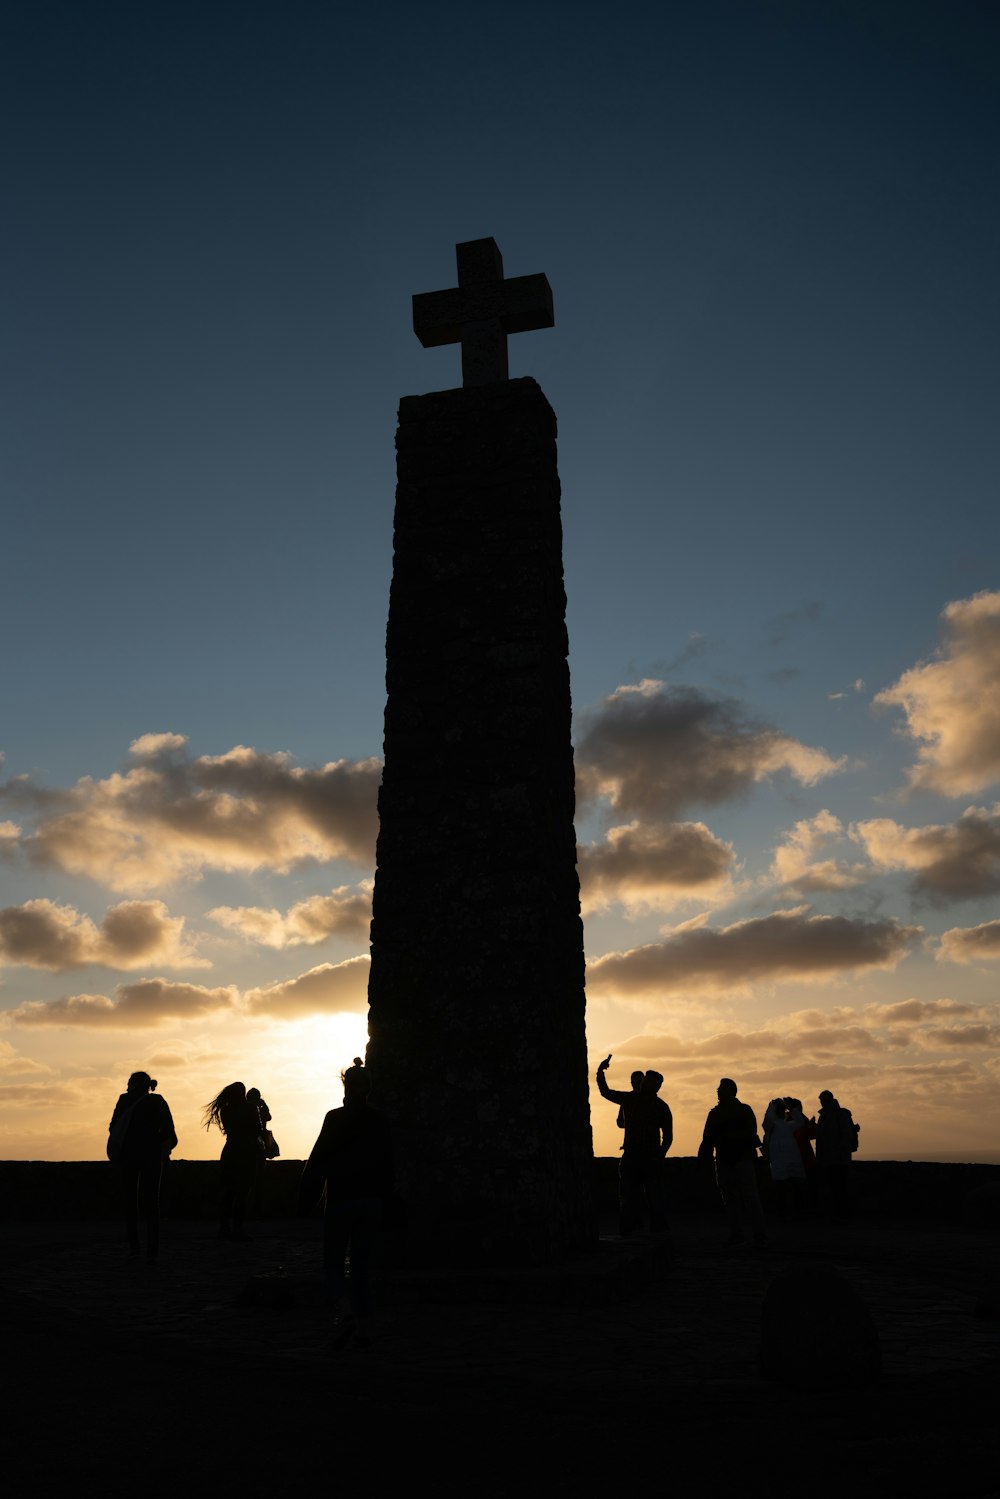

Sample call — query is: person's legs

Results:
[716,1162,743,1240]
[323,1200,351,1312]
[640,1154,669,1232]
[343,1198,383,1322]
[120,1161,141,1256]
[618,1155,642,1235]
[140,1156,163,1259]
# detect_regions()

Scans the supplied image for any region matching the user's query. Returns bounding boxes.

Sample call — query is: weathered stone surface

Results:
[366,376,593,1264]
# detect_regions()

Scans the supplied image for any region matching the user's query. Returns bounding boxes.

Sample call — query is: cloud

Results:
[770,810,870,892]
[828,678,865,701]
[578,822,735,914]
[575,680,843,818]
[853,806,1000,901]
[8,978,238,1028]
[916,1025,999,1049]
[0,1040,50,1075]
[586,906,921,1000]
[937,919,1000,965]
[766,601,823,648]
[875,590,1000,796]
[0,734,382,893]
[207,882,373,947]
[244,955,371,1019]
[601,998,995,1091]
[0,898,205,971]
[864,997,982,1025]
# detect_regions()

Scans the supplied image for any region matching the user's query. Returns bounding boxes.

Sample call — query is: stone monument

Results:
[366,238,594,1263]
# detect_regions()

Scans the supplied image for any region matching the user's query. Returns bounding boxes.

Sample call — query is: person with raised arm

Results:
[596,1054,673,1238]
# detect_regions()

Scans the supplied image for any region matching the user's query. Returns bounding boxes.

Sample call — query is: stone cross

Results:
[412,237,554,387]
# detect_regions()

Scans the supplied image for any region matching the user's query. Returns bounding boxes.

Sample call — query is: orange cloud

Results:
[0,734,382,893]
[8,978,238,1028]
[853,807,1000,901]
[244,955,371,1019]
[876,590,1000,796]
[938,919,1000,965]
[769,810,870,892]
[207,883,373,947]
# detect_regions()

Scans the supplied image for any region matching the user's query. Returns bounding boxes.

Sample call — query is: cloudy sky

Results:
[2,1,999,1163]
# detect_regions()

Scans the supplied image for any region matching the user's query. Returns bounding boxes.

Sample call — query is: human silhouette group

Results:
[107,1053,858,1342]
[106,1057,393,1350]
[596,1056,860,1246]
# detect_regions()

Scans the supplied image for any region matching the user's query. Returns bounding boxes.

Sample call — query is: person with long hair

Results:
[108,1071,177,1263]
[203,1081,259,1240]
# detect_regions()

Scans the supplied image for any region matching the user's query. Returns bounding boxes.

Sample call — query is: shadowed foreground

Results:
[4,1208,997,1494]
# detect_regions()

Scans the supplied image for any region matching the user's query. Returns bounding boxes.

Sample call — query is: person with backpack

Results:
[808,1090,860,1219]
[107,1071,177,1263]
[203,1081,260,1240]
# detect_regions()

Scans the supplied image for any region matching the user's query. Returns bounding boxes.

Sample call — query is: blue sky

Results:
[2,0,999,1162]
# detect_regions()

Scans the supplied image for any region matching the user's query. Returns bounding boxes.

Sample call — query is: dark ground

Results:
[4,1204,997,1495]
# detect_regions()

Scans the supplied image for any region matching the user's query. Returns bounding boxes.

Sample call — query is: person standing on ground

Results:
[698,1077,766,1247]
[809,1090,859,1219]
[765,1098,808,1218]
[203,1081,259,1240]
[108,1071,177,1263]
[299,1058,394,1349]
[596,1055,673,1238]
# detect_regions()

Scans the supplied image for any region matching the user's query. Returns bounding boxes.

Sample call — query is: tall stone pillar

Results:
[366,345,594,1262]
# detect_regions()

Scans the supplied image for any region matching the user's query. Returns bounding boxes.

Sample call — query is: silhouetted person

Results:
[808,1090,859,1219]
[107,1071,177,1263]
[246,1086,273,1212]
[699,1078,766,1246]
[247,1087,277,1155]
[616,1070,645,1146]
[203,1081,259,1240]
[765,1098,809,1218]
[596,1055,672,1238]
[299,1058,394,1349]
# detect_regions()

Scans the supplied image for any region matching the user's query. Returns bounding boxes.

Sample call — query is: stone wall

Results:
[1,1159,997,1226]
[365,377,593,1263]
